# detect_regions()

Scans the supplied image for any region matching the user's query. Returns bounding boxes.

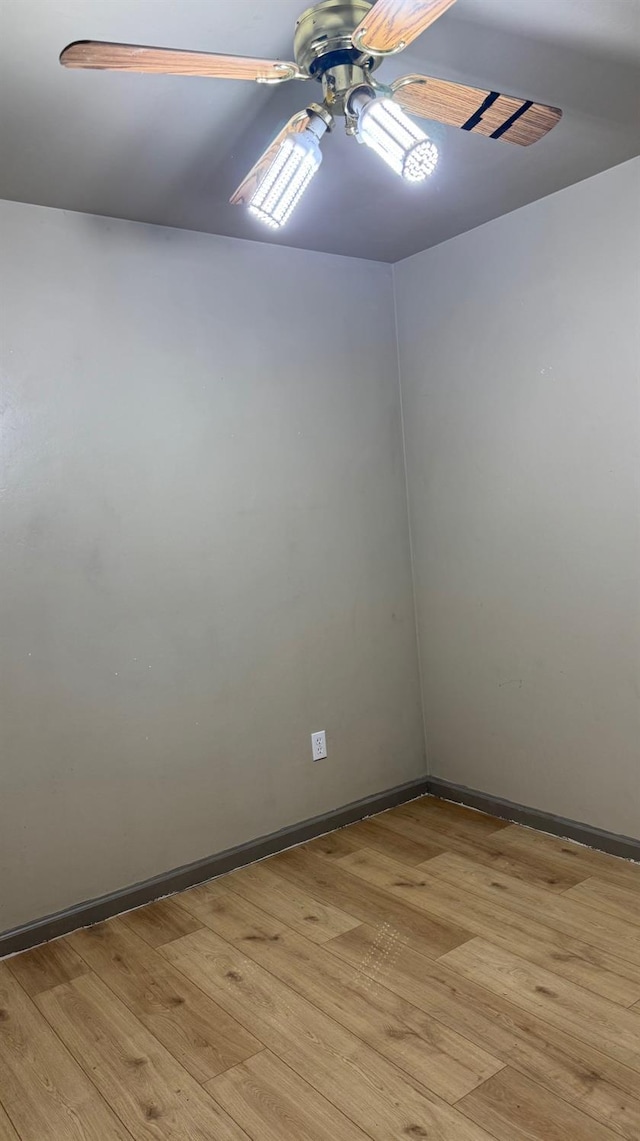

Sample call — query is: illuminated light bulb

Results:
[248,121,325,229]
[351,90,438,182]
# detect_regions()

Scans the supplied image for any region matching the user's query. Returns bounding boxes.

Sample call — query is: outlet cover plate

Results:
[311,730,327,761]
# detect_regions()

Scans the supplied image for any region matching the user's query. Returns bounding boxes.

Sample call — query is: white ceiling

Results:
[0,0,638,262]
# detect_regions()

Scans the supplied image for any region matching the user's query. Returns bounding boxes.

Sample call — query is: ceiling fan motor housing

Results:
[294,0,380,78]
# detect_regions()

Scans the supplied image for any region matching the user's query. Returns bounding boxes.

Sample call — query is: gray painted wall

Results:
[2,156,638,936]
[0,201,424,932]
[394,157,640,839]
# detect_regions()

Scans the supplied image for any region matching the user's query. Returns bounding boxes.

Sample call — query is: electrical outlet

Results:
[311,730,327,761]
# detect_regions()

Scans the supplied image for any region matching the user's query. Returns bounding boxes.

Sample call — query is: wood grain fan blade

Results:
[391,74,562,145]
[230,111,312,206]
[59,41,303,82]
[352,0,457,54]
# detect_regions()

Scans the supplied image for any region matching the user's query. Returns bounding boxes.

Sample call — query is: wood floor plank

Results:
[384,799,510,842]
[337,847,640,1005]
[377,808,585,893]
[68,919,262,1083]
[121,898,204,948]
[301,815,446,865]
[305,828,365,859]
[340,817,447,865]
[221,861,361,943]
[7,938,90,998]
[486,825,640,894]
[177,883,504,1103]
[423,851,640,977]
[36,972,251,1140]
[458,1067,621,1141]
[163,927,497,1141]
[563,878,640,928]
[262,846,471,958]
[301,830,361,859]
[439,938,640,1073]
[0,963,132,1141]
[0,1102,20,1141]
[207,1049,371,1141]
[328,922,640,1140]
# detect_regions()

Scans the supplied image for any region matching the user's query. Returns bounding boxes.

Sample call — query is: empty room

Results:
[1,0,639,1138]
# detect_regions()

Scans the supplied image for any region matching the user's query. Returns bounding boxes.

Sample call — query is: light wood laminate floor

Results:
[2,796,640,1140]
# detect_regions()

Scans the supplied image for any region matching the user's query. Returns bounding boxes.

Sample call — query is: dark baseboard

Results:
[4,772,638,959]
[0,775,429,959]
[427,777,640,862]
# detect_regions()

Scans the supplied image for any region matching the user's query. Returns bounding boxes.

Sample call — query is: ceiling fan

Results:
[60,0,562,230]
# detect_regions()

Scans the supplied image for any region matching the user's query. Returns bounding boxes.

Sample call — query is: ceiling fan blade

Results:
[230,110,313,206]
[60,41,304,83]
[352,0,456,54]
[391,74,562,145]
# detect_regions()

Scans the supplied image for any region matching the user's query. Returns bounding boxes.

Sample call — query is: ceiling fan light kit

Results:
[247,104,332,229]
[349,87,439,181]
[59,0,563,230]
